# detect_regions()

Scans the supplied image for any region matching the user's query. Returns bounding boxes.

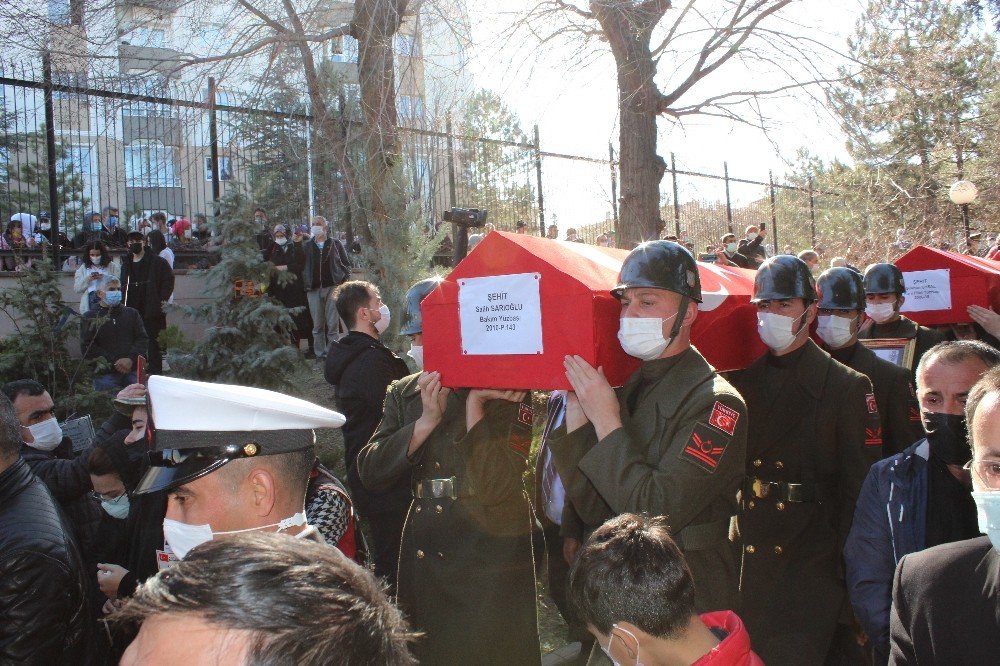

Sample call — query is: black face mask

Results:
[129,243,143,255]
[922,411,970,465]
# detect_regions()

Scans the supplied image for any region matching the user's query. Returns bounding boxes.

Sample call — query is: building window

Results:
[58,144,93,175]
[397,95,424,120]
[52,70,88,99]
[395,33,420,57]
[124,75,175,117]
[125,142,177,188]
[205,156,233,182]
[129,28,167,49]
[330,35,359,63]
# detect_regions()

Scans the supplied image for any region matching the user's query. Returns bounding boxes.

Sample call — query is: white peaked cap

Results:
[147,375,345,431]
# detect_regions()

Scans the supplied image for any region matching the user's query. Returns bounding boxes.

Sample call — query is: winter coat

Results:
[0,458,95,664]
[302,237,351,290]
[81,304,149,367]
[844,439,929,660]
[118,252,175,323]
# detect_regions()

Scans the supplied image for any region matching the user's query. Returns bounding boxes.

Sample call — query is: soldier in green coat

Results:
[356,279,540,666]
[549,241,748,614]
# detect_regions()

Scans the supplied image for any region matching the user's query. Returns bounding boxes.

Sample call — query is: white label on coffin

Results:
[899,269,951,312]
[459,273,543,355]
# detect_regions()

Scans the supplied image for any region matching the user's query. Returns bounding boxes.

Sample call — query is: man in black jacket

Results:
[889,366,1000,664]
[120,231,174,375]
[304,216,351,359]
[326,280,410,590]
[0,391,95,663]
[81,277,149,392]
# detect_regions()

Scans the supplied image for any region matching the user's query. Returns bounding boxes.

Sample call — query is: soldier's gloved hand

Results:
[563,355,621,440]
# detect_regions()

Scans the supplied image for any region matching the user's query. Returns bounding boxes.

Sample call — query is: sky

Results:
[460,0,869,229]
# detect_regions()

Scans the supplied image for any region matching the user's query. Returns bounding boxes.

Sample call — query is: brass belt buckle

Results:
[752,478,770,499]
[430,478,445,498]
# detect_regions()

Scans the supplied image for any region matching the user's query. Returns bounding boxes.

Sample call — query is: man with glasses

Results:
[889,364,1000,663]
[845,341,1000,664]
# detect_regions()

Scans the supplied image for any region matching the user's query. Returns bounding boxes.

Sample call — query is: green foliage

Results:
[0,249,108,421]
[156,324,193,354]
[167,192,307,390]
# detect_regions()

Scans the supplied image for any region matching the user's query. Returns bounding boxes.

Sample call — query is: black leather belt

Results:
[745,477,830,503]
[413,477,473,500]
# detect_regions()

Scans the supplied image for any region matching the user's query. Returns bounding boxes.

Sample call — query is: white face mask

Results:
[757,311,805,351]
[163,512,308,560]
[274,237,288,246]
[865,301,896,324]
[101,494,131,520]
[310,225,325,238]
[373,304,391,335]
[972,491,1000,552]
[725,242,738,254]
[617,314,677,361]
[408,344,424,369]
[816,314,857,349]
[25,417,63,451]
[601,624,644,666]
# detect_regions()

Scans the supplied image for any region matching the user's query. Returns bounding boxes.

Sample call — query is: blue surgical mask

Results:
[108,216,119,227]
[92,221,103,231]
[105,291,122,307]
[101,494,130,520]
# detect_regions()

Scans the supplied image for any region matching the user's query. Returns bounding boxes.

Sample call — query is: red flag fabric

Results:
[894,246,1000,325]
[422,231,764,390]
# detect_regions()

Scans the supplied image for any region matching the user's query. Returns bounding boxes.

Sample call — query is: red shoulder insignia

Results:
[708,401,739,436]
[865,426,883,447]
[866,393,878,415]
[680,423,730,473]
[909,404,921,422]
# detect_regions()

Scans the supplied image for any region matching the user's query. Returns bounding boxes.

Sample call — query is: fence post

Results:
[724,161,733,234]
[41,52,61,270]
[769,170,778,253]
[808,177,816,248]
[207,77,221,223]
[609,142,619,238]
[671,152,681,238]
[534,125,545,236]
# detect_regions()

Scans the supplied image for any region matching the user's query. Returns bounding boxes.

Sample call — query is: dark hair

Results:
[87,446,120,477]
[151,211,167,224]
[126,231,144,242]
[335,281,378,329]
[147,230,167,254]
[966,365,1000,433]
[0,393,22,462]
[917,340,1000,382]
[217,447,315,506]
[568,513,696,638]
[254,208,266,215]
[5,219,22,235]
[2,378,47,403]
[83,240,112,267]
[114,532,417,665]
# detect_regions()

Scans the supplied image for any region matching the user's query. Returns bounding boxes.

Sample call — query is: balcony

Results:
[118,0,183,12]
[122,115,183,146]
[119,44,185,76]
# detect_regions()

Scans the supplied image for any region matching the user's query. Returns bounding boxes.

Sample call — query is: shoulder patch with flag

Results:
[680,423,730,473]
[866,393,878,415]
[708,401,739,436]
[509,401,534,459]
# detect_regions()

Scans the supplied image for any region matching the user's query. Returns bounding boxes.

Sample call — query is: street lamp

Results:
[948,180,978,249]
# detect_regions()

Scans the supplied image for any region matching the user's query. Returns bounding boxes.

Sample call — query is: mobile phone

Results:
[699,253,718,263]
[760,223,766,231]
[136,355,146,384]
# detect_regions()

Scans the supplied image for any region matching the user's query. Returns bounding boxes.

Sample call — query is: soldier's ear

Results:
[248,468,277,516]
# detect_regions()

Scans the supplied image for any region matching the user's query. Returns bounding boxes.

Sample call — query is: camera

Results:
[443,208,488,228]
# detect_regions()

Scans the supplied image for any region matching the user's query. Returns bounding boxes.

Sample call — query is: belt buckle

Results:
[752,478,770,499]
[430,478,444,498]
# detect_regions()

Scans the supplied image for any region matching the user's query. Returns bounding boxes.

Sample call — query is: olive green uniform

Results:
[731,340,882,665]
[356,374,540,666]
[549,347,747,613]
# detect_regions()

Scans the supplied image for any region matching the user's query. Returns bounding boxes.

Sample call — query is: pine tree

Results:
[167,190,307,390]
[0,247,107,420]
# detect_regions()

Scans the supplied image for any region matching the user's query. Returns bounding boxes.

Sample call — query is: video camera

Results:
[443,207,488,228]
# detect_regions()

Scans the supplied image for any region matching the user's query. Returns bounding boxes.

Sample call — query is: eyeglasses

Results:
[963,459,1000,490]
[90,490,127,503]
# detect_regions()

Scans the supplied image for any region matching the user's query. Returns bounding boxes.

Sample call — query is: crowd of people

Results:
[3,214,1000,665]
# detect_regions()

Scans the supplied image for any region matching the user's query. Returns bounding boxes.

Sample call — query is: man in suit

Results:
[815,267,923,457]
[550,240,748,614]
[889,365,1000,664]
[730,255,882,666]
[859,263,945,379]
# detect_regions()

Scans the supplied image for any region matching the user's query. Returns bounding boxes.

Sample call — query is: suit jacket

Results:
[890,536,1000,665]
[730,339,882,666]
[549,347,748,613]
[831,341,923,457]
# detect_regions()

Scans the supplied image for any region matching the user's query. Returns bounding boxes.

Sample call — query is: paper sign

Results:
[458,272,543,355]
[900,269,952,312]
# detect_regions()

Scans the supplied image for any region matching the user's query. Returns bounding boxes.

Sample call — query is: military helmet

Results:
[862,262,905,295]
[816,267,865,311]
[400,277,442,336]
[612,241,702,302]
[752,255,816,303]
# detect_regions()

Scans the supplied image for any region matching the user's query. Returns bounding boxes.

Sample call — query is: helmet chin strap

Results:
[666,296,689,347]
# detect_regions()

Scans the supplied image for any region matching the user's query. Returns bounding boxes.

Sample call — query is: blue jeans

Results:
[93,372,137,392]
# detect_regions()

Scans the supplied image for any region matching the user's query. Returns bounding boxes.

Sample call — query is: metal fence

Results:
[2,58,847,270]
